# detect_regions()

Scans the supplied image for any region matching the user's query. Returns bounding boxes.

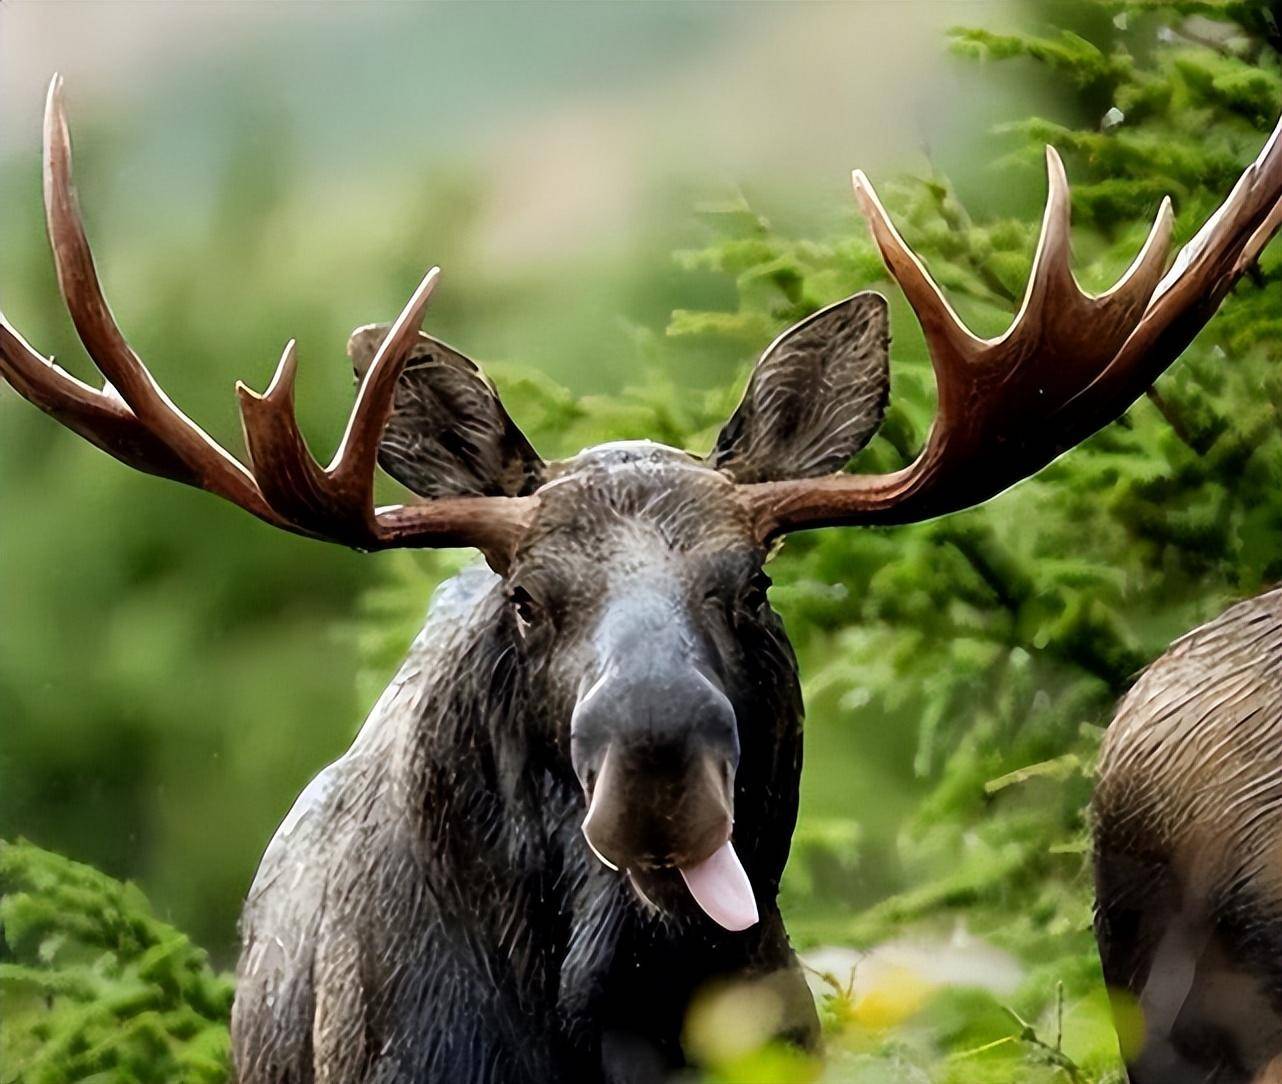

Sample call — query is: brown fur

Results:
[233,296,891,1081]
[232,446,818,1083]
[1094,587,1282,1082]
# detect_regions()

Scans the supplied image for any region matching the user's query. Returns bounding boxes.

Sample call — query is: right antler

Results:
[741,116,1282,539]
[0,77,535,558]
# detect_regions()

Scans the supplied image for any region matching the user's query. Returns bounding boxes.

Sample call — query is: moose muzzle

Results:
[571,601,757,931]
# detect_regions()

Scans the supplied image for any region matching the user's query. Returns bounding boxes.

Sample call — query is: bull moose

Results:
[1095,587,1282,1084]
[5,76,1282,1083]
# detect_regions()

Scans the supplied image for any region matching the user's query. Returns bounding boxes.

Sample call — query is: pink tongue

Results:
[678,840,759,931]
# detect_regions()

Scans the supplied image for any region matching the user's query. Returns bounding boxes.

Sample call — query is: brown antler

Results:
[741,114,1282,539]
[0,77,534,559]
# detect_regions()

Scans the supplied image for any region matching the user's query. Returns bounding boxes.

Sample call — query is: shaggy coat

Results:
[231,295,892,1084]
[232,448,823,1083]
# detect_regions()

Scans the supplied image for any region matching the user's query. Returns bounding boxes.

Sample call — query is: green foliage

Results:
[7,2,1282,1082]
[0,840,232,1083]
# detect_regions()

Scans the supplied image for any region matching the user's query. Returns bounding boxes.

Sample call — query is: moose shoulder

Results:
[5,77,1282,1083]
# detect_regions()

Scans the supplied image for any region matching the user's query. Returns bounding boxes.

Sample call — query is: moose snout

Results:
[582,747,734,871]
[572,662,739,873]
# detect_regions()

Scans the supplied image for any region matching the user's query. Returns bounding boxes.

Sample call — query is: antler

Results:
[0,77,534,559]
[741,113,1282,538]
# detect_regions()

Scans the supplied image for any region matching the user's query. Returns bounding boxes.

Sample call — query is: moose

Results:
[1094,586,1282,1084]
[4,76,1282,1083]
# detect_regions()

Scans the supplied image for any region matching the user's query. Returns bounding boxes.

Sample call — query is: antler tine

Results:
[0,313,196,482]
[1078,112,1282,414]
[41,75,276,519]
[234,340,334,529]
[994,147,1174,372]
[236,268,441,545]
[331,267,440,489]
[1,78,535,561]
[1010,147,1083,332]
[743,116,1278,539]
[850,168,983,363]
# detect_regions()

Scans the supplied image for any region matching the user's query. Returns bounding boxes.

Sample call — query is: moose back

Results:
[1095,586,1282,1084]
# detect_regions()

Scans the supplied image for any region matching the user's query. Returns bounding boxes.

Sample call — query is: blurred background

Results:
[3,2,1282,1082]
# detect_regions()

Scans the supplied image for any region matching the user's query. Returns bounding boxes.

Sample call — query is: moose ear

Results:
[347,325,544,499]
[708,292,890,484]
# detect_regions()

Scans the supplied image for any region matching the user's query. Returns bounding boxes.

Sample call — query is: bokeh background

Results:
[3,2,1282,1082]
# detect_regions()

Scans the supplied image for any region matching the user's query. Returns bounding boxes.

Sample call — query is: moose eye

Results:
[509,586,543,636]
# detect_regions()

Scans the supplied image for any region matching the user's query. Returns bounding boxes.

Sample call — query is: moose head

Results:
[5,76,1282,937]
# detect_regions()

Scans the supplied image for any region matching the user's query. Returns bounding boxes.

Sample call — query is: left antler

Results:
[0,77,535,560]
[741,117,1282,539]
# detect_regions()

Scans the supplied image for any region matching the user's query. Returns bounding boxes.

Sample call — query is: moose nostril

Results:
[581,824,620,872]
[581,750,627,870]
[693,683,739,767]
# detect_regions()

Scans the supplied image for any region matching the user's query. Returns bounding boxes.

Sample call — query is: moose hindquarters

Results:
[1092,588,1282,1084]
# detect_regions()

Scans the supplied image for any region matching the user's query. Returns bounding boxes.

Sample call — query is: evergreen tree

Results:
[0,841,232,1083]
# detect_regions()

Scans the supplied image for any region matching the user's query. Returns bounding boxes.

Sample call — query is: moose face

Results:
[346,301,891,930]
[511,443,788,930]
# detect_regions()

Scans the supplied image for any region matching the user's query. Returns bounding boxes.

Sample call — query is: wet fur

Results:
[232,448,819,1084]
[1093,587,1282,1083]
[235,297,891,1081]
